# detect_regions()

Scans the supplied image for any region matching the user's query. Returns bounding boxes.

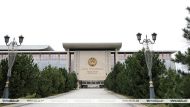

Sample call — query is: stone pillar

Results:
[74,51,77,73]
[67,49,70,72]
[105,51,111,75]
[114,49,118,65]
[74,51,80,76]
[77,81,80,89]
[69,52,71,72]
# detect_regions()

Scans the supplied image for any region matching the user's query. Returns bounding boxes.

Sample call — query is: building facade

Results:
[0,43,176,88]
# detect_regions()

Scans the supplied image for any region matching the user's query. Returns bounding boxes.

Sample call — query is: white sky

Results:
[0,0,189,51]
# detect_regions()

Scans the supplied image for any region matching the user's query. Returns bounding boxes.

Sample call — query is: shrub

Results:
[104,62,124,92]
[37,65,66,97]
[181,75,190,98]
[65,72,77,91]
[0,54,39,98]
[158,69,182,98]
[105,50,166,98]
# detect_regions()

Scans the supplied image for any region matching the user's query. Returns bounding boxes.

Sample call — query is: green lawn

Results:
[145,104,169,107]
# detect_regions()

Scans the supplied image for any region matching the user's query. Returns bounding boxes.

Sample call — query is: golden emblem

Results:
[88,57,97,67]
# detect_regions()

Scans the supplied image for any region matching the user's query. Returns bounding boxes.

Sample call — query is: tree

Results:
[125,50,166,98]
[65,72,77,91]
[124,55,149,98]
[104,62,124,92]
[115,64,127,94]
[37,65,66,97]
[158,69,182,98]
[37,66,77,97]
[0,62,3,98]
[173,7,190,99]
[0,59,8,98]
[174,7,190,67]
[59,68,68,92]
[105,50,166,98]
[0,54,39,98]
[182,7,190,40]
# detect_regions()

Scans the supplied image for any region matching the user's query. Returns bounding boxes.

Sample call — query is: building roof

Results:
[0,45,54,51]
[118,50,176,54]
[62,43,122,51]
[0,50,176,54]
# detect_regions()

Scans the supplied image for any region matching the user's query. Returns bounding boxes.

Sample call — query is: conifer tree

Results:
[174,7,190,100]
[174,7,190,70]
[183,7,190,40]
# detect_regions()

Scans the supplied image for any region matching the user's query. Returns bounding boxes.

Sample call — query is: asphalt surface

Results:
[4,89,146,107]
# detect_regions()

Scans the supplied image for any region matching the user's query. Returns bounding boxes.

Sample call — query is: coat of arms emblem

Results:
[88,57,97,67]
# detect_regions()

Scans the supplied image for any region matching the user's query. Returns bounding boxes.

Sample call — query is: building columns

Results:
[67,49,71,72]
[114,49,118,65]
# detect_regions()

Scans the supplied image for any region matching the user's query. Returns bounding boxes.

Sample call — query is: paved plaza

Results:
[10,89,146,107]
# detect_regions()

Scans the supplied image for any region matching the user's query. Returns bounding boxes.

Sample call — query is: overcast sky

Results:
[0,0,189,51]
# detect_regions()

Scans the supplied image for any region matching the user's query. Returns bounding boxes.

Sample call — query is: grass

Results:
[22,93,37,98]
[0,93,37,107]
[145,104,169,107]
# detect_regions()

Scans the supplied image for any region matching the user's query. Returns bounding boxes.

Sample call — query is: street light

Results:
[136,32,157,99]
[3,35,24,99]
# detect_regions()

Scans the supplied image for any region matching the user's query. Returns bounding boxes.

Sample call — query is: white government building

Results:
[0,43,176,88]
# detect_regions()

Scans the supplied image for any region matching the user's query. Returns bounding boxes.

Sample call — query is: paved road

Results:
[15,89,146,107]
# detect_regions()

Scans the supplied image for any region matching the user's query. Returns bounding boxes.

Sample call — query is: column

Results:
[67,49,70,72]
[69,52,71,72]
[106,51,111,74]
[114,49,118,65]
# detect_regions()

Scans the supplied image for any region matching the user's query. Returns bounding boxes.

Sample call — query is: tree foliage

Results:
[36,65,66,97]
[0,54,77,98]
[173,7,190,99]
[174,7,190,67]
[105,50,166,98]
[158,69,182,98]
[105,62,124,92]
[36,66,77,98]
[183,7,190,40]
[181,75,190,98]
[0,54,39,98]
[65,72,77,91]
[174,49,190,70]
[105,50,190,102]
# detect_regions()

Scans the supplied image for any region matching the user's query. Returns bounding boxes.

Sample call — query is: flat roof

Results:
[62,43,122,51]
[0,45,54,51]
[118,50,176,54]
[0,50,176,55]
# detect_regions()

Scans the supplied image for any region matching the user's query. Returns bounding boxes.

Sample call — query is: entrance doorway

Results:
[79,80,104,88]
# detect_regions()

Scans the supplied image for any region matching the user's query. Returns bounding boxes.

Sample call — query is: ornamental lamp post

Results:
[3,35,24,99]
[4,35,10,45]
[136,32,157,99]
[152,33,157,42]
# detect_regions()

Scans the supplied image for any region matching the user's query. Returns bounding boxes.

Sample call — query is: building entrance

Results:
[79,80,104,88]
[62,43,122,88]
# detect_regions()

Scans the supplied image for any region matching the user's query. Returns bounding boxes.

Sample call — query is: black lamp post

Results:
[3,35,24,99]
[136,32,157,99]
